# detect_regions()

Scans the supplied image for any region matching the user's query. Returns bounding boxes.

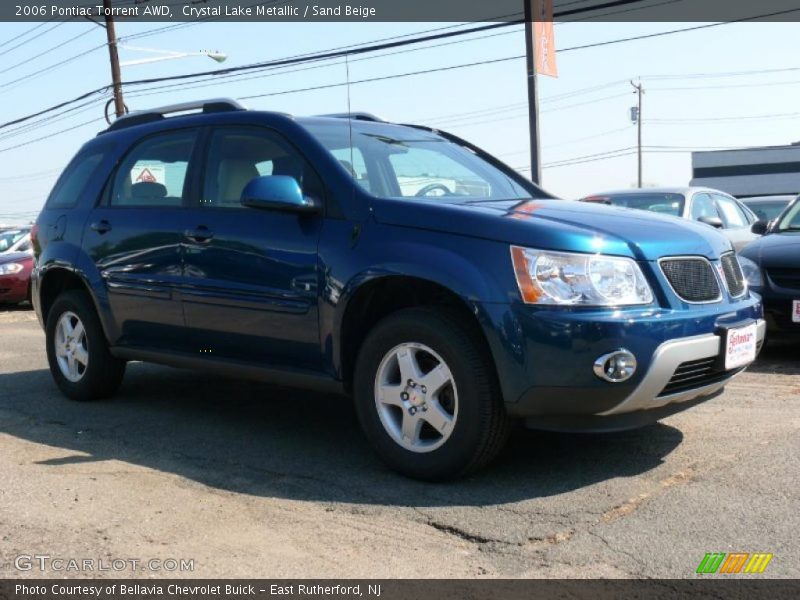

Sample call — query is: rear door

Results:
[180,125,324,370]
[83,128,199,349]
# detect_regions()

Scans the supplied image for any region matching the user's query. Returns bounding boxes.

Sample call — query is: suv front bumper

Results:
[522,320,765,431]
[598,319,765,416]
[477,298,764,431]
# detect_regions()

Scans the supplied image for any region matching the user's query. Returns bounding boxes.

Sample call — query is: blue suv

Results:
[32,99,764,480]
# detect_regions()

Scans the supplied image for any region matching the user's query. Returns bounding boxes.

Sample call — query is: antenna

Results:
[345,52,355,190]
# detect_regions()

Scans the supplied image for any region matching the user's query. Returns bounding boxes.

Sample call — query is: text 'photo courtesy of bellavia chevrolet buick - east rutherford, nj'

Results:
[1,0,800,589]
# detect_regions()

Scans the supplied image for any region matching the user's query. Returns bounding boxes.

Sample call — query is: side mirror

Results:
[240,175,318,214]
[698,215,724,229]
[751,220,769,235]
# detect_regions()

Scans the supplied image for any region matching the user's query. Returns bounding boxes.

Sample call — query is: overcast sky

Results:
[1,19,798,223]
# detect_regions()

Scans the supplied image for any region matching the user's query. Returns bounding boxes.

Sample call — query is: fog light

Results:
[593,350,637,383]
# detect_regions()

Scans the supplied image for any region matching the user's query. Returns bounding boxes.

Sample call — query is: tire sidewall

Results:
[45,291,116,400]
[354,311,494,479]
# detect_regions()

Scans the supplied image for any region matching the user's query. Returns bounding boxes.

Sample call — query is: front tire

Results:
[45,290,126,401]
[353,308,509,481]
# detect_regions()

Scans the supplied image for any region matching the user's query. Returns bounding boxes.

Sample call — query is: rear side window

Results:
[110,130,197,207]
[46,150,106,209]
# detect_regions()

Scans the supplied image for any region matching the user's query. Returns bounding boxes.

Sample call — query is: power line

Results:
[544,151,638,168]
[0,21,65,58]
[3,3,799,147]
[0,22,52,49]
[0,2,665,128]
[123,23,527,100]
[0,168,62,182]
[647,110,800,123]
[0,27,96,77]
[0,117,106,155]
[0,43,107,92]
[0,20,520,130]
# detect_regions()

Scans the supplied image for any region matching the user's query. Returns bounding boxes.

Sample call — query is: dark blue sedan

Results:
[740,197,800,336]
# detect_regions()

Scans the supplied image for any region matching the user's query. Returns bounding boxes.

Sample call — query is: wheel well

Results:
[339,277,494,390]
[39,269,90,325]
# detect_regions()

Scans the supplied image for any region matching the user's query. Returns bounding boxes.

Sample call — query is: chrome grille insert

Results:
[659,257,721,303]
[720,253,746,297]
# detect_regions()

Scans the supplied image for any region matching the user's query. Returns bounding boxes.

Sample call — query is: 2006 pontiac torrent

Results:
[32,99,764,480]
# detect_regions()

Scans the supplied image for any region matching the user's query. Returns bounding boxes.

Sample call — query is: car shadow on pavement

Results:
[0,364,683,507]
[0,302,33,312]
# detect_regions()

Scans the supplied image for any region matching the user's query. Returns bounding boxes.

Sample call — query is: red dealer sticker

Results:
[725,323,757,370]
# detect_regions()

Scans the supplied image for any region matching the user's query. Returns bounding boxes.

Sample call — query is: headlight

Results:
[0,263,23,276]
[737,255,762,288]
[511,246,653,306]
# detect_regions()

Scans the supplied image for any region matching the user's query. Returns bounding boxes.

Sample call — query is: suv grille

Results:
[660,258,721,303]
[720,253,746,297]
[659,357,720,396]
[659,337,764,397]
[767,268,800,290]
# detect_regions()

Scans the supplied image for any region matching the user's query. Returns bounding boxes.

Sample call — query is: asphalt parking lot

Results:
[0,306,798,579]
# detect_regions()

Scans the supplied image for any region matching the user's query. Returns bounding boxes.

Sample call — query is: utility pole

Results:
[524,2,542,185]
[103,0,125,119]
[631,80,644,187]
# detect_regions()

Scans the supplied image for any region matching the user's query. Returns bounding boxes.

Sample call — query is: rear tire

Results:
[45,290,126,401]
[353,307,509,481]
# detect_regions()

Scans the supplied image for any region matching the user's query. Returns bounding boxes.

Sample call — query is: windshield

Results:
[299,119,536,202]
[0,229,28,252]
[583,193,685,217]
[777,199,800,231]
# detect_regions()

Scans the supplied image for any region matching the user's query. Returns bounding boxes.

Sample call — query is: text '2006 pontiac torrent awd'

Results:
[31,100,764,480]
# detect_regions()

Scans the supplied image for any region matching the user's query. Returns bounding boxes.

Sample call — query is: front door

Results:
[83,129,198,349]
[180,126,324,370]
[712,193,758,251]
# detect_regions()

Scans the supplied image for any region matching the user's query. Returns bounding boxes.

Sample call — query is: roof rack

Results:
[317,112,385,122]
[105,98,245,132]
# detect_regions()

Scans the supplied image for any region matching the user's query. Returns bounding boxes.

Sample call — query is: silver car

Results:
[582,187,760,251]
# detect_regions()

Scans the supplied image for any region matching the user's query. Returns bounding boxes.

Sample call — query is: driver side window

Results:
[201,127,323,209]
[690,193,720,223]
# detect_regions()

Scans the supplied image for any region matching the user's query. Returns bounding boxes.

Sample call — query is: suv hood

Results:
[373,198,733,261]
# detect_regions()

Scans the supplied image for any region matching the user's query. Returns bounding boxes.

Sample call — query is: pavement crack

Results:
[424,520,512,545]
[587,529,646,569]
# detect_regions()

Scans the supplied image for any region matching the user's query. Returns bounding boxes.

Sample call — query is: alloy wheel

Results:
[373,342,459,453]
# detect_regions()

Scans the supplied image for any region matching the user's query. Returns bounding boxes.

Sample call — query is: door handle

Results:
[90,220,112,234]
[184,226,214,243]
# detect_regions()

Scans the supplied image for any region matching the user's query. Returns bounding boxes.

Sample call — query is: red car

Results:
[0,251,33,305]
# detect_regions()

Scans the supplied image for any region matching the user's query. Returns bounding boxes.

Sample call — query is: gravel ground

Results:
[0,307,797,579]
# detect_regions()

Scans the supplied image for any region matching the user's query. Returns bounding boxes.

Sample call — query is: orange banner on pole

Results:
[531,0,558,78]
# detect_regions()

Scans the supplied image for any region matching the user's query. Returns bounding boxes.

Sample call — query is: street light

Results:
[104,45,229,123]
[119,45,228,67]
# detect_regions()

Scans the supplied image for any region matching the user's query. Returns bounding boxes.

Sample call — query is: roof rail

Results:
[317,112,385,122]
[105,98,245,132]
